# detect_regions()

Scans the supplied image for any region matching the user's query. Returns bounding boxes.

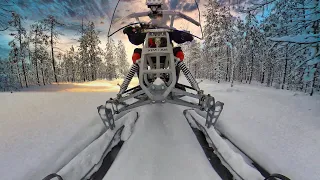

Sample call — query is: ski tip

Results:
[42,173,63,180]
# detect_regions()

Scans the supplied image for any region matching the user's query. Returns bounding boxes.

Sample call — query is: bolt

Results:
[161,86,165,90]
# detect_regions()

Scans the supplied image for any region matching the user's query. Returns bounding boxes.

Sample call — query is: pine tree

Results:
[0,1,11,31]
[30,23,49,86]
[78,25,89,82]
[37,46,50,85]
[105,39,117,80]
[42,15,64,83]
[86,22,101,81]
[255,0,320,95]
[77,21,101,81]
[186,40,201,78]
[8,12,28,87]
[116,40,129,77]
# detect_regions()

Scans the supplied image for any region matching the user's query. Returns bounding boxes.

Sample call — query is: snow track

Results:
[103,104,222,180]
[184,109,265,180]
[1,80,318,180]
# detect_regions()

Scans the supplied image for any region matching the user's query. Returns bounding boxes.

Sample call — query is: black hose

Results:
[108,22,142,38]
[107,0,122,38]
[194,0,204,40]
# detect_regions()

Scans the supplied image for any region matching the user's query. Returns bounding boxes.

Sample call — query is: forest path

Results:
[20,78,139,92]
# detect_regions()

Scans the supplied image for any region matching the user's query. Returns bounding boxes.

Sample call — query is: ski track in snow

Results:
[1,79,319,180]
[0,92,116,180]
[103,104,221,180]
[199,80,320,180]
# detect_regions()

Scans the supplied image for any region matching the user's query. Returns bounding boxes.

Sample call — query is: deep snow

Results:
[198,80,320,180]
[184,109,265,180]
[0,92,116,180]
[0,79,319,180]
[103,104,222,180]
[57,111,138,180]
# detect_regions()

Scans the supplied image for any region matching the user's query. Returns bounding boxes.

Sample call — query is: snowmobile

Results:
[43,1,290,180]
[95,1,290,180]
[97,1,223,133]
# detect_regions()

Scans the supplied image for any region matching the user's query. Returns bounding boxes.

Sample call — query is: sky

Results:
[0,0,254,61]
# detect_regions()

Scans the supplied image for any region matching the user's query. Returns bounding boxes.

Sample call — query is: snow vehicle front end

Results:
[97,0,224,132]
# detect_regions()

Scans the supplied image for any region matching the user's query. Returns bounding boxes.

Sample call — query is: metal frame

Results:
[99,6,219,130]
[139,29,176,101]
[108,9,203,39]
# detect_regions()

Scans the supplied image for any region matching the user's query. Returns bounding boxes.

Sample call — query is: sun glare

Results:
[52,78,139,92]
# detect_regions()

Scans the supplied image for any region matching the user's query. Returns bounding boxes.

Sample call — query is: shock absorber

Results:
[176,61,200,91]
[119,63,139,95]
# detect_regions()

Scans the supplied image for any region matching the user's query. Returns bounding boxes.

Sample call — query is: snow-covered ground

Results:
[21,78,139,92]
[0,92,115,180]
[104,104,222,180]
[1,79,134,180]
[0,79,319,180]
[199,80,320,180]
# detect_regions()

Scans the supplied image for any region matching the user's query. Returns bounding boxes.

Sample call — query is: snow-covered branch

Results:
[269,34,320,44]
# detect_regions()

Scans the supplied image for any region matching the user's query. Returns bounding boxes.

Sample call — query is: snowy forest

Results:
[0,11,129,91]
[182,0,320,96]
[0,0,319,96]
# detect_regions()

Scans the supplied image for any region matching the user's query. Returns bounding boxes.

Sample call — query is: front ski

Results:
[205,101,224,128]
[202,95,224,128]
[97,101,116,130]
[183,109,291,180]
[42,173,63,180]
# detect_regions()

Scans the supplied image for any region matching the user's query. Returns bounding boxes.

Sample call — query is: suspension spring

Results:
[177,61,200,91]
[119,63,139,94]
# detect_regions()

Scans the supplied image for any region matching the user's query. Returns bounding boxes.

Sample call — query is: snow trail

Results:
[103,104,221,180]
[199,81,320,180]
[1,79,319,180]
[0,93,114,180]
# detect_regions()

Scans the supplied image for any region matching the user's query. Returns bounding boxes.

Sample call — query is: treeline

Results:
[183,0,319,96]
[0,12,129,91]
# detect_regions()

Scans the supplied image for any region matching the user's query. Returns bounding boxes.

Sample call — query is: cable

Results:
[107,0,121,39]
[194,0,204,40]
[108,22,142,38]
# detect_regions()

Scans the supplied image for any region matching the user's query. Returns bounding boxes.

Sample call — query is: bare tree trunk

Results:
[245,65,249,83]
[226,48,229,81]
[50,22,58,83]
[239,66,242,83]
[287,60,292,90]
[310,64,318,96]
[19,20,28,88]
[249,50,254,84]
[27,41,34,86]
[16,61,23,88]
[281,45,288,89]
[310,10,319,96]
[270,67,274,87]
[261,71,265,84]
[34,29,40,86]
[82,66,86,82]
[230,50,235,87]
[267,62,272,86]
[40,60,45,85]
[35,57,40,85]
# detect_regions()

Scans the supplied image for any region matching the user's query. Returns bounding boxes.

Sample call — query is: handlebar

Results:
[141,28,173,33]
